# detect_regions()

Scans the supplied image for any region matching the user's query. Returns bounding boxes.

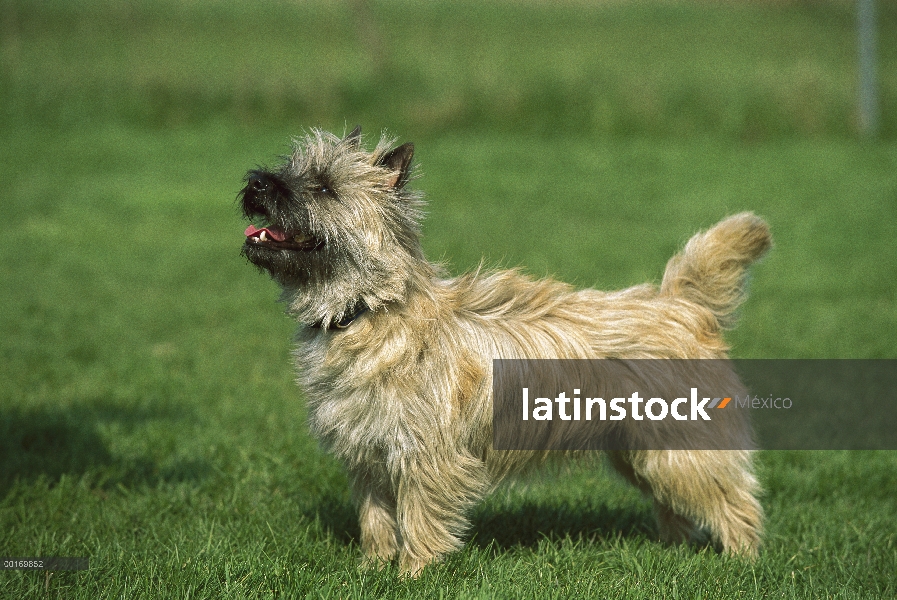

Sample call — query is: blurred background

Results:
[2,0,895,138]
[1,1,895,595]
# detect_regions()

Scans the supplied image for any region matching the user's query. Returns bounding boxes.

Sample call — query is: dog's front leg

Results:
[394,453,488,577]
[350,470,400,569]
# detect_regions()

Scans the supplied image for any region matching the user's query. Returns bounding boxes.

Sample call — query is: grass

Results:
[1,0,896,597]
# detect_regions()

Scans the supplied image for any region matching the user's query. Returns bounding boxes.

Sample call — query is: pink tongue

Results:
[244,224,288,242]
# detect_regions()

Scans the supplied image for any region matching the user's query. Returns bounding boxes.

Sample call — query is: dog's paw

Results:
[397,553,439,578]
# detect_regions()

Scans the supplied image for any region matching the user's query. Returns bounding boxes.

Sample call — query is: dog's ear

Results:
[378,142,414,189]
[344,125,362,150]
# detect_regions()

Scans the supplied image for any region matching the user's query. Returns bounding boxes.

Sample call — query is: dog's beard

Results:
[242,219,418,325]
[240,170,328,285]
[241,197,377,290]
[241,237,326,285]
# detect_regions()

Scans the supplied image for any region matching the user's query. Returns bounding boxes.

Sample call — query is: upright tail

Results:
[660,212,771,329]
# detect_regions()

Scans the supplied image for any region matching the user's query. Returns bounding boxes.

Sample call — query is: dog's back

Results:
[444,213,771,361]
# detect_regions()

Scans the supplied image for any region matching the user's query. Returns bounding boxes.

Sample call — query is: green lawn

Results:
[1,0,896,597]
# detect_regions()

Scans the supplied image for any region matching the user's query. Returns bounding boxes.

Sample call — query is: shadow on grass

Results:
[0,401,210,497]
[470,499,654,550]
[306,491,360,545]
[306,487,655,551]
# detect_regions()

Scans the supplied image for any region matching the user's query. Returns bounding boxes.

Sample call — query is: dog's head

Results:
[239,127,426,326]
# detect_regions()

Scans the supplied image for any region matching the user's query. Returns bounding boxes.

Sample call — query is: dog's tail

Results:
[660,212,771,329]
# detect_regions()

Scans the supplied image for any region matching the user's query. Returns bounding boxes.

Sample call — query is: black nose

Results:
[248,173,269,192]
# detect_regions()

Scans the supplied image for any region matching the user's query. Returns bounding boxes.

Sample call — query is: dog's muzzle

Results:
[239,171,322,251]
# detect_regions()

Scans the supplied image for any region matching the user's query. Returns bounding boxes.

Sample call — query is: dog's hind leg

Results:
[609,450,763,558]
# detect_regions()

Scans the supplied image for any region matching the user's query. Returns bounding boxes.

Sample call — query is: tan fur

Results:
[240,129,771,576]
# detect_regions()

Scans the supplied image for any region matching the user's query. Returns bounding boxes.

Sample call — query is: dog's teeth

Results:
[294,234,309,243]
[259,231,268,242]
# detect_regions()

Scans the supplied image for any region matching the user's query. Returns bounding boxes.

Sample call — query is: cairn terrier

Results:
[239,127,770,576]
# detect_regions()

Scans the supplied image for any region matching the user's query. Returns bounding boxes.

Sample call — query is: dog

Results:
[239,126,770,576]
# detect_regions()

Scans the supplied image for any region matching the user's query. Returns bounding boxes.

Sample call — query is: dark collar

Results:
[310,303,370,330]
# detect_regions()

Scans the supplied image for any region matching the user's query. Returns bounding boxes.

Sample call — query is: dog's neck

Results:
[280,257,438,330]
[308,302,370,330]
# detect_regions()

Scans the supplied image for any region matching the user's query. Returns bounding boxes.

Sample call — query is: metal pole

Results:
[858,0,879,138]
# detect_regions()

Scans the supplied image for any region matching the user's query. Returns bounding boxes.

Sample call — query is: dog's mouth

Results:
[244,224,323,251]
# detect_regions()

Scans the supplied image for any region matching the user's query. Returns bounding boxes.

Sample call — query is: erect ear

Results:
[377,142,414,188]
[344,125,362,150]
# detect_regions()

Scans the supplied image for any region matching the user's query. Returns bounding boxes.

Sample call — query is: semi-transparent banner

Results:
[492,359,897,450]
